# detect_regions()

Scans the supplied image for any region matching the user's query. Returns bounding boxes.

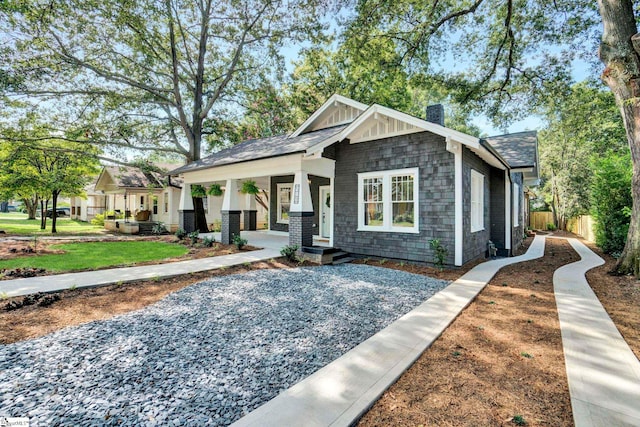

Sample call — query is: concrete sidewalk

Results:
[0,248,281,298]
[554,238,640,426]
[231,235,547,427]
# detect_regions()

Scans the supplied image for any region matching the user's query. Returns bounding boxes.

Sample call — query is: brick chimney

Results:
[425,104,444,126]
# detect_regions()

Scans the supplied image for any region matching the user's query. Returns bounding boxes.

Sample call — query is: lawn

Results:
[0,213,103,235]
[0,241,189,272]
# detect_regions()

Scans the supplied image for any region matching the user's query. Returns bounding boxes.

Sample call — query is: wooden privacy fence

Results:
[530,211,554,230]
[567,215,596,242]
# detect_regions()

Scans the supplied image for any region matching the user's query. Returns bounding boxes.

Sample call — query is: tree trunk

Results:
[51,191,59,233]
[193,196,209,233]
[40,199,49,230]
[22,195,38,220]
[598,0,640,275]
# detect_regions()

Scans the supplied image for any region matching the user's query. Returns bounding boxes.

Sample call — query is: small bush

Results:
[202,236,216,247]
[546,222,557,231]
[512,415,526,425]
[232,234,248,250]
[429,238,448,270]
[188,230,200,245]
[280,245,299,262]
[175,228,187,240]
[152,222,168,235]
[209,219,222,232]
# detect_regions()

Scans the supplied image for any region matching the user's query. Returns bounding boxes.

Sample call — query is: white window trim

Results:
[470,169,484,232]
[276,183,292,224]
[163,192,169,214]
[513,182,520,227]
[357,167,419,234]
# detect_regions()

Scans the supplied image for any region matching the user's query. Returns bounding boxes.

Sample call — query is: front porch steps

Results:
[301,246,353,265]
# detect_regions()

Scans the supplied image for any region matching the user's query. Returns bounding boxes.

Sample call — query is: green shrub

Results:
[151,222,168,235]
[202,236,216,247]
[232,234,248,250]
[175,228,187,240]
[209,219,222,232]
[546,222,557,231]
[280,245,299,262]
[188,230,200,245]
[429,238,448,270]
[591,151,632,254]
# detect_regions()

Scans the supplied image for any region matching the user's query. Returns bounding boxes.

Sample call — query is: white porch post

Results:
[221,179,241,244]
[243,193,257,231]
[179,183,195,232]
[447,137,463,266]
[289,171,314,249]
[505,171,512,253]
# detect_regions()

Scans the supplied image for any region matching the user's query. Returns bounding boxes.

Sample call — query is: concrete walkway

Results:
[0,248,281,298]
[231,235,547,427]
[554,237,640,426]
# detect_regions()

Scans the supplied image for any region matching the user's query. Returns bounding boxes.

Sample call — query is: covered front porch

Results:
[178,153,335,251]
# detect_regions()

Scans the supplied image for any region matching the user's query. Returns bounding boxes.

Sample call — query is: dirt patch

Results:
[0,258,307,344]
[584,242,640,359]
[0,235,258,279]
[358,237,578,427]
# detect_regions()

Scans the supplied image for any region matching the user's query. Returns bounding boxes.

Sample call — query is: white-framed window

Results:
[153,197,158,215]
[470,170,484,232]
[202,195,208,213]
[513,182,520,226]
[163,192,169,213]
[277,183,292,224]
[358,168,419,233]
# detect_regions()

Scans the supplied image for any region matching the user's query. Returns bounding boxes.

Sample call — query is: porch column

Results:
[289,171,314,249]
[179,183,195,232]
[221,179,241,245]
[243,193,257,231]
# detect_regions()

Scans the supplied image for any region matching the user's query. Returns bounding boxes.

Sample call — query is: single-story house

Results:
[69,182,107,222]
[93,164,268,233]
[169,94,538,266]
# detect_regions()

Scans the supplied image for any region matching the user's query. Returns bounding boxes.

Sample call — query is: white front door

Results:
[319,186,331,238]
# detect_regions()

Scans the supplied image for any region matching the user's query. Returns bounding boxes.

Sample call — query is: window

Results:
[470,170,484,232]
[277,183,292,224]
[153,197,158,215]
[202,196,208,213]
[513,183,520,226]
[358,168,419,233]
[163,192,169,213]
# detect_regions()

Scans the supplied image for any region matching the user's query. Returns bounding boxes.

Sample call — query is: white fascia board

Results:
[290,94,368,138]
[510,167,534,173]
[180,153,304,184]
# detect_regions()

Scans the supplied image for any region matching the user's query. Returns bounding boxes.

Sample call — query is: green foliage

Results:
[187,230,200,245]
[546,223,557,231]
[591,152,632,255]
[202,236,216,248]
[151,222,168,235]
[190,185,207,198]
[240,180,260,195]
[209,219,222,232]
[280,244,300,262]
[91,211,123,226]
[232,234,248,250]
[175,228,187,240]
[0,241,188,272]
[207,184,223,197]
[512,415,527,426]
[429,239,448,270]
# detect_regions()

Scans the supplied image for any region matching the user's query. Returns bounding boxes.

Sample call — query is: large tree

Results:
[1,0,325,232]
[341,0,640,275]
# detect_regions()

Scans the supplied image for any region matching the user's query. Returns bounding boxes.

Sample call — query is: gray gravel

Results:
[0,264,449,426]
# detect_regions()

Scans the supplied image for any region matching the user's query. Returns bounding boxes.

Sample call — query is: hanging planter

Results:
[191,184,207,198]
[240,180,260,195]
[207,183,223,197]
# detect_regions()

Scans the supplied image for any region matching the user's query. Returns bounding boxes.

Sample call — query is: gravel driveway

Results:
[1,264,449,426]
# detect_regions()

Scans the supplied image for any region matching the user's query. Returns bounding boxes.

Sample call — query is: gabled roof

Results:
[95,164,182,191]
[169,125,347,175]
[483,131,537,169]
[289,94,368,138]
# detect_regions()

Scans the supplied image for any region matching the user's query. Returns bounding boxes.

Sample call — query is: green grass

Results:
[0,213,103,235]
[0,241,189,272]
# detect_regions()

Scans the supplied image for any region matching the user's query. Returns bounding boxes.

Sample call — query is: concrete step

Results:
[332,252,354,265]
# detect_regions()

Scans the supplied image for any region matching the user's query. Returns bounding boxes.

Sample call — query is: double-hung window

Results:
[358,168,419,233]
[470,170,484,232]
[277,183,292,224]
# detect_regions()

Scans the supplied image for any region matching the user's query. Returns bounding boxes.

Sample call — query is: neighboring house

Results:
[70,182,107,222]
[169,94,538,266]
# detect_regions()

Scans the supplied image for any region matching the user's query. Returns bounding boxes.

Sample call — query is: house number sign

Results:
[293,184,300,204]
